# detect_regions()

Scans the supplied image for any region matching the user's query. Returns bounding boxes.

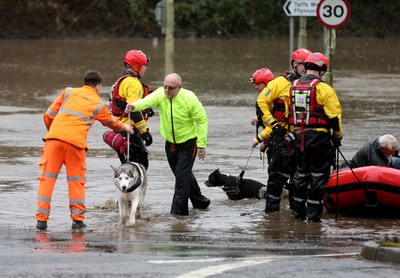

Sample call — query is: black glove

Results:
[141,130,153,146]
[331,137,342,147]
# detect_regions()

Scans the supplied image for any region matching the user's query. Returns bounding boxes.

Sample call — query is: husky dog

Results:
[111,162,147,226]
[205,169,266,200]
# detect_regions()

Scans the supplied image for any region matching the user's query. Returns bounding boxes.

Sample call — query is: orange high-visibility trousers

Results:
[36,140,87,222]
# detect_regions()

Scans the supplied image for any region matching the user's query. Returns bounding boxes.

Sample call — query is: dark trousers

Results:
[165,138,209,215]
[265,128,296,212]
[118,131,149,169]
[292,131,332,221]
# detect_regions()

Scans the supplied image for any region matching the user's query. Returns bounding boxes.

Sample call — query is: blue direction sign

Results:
[283,0,319,17]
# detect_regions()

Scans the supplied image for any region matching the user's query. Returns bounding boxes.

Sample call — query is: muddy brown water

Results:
[1,38,400,276]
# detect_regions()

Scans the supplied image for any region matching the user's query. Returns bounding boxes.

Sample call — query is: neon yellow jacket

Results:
[132,86,208,148]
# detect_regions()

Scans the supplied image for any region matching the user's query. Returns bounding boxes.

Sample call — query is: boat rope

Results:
[336,146,377,207]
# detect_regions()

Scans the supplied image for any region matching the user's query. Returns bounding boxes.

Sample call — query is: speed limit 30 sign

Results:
[317,0,350,28]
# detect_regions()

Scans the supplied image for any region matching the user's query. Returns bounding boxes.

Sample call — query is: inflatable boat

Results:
[323,165,400,212]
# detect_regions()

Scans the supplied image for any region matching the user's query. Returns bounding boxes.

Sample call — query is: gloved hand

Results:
[331,137,342,147]
[141,130,153,146]
[260,139,270,153]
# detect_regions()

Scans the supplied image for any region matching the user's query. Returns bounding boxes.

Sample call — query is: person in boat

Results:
[349,134,400,169]
[252,49,311,213]
[288,52,343,222]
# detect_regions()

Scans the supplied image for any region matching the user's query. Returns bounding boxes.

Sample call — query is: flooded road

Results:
[1,38,400,276]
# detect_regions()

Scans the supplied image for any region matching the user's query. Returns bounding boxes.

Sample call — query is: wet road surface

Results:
[1,38,400,276]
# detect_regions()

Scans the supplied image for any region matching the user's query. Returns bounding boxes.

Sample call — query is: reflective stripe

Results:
[45,172,58,179]
[45,108,57,117]
[59,87,73,111]
[38,195,51,202]
[70,198,85,205]
[135,122,148,131]
[307,199,322,205]
[91,102,103,119]
[278,172,290,178]
[59,109,93,126]
[268,194,281,201]
[258,133,267,141]
[265,116,276,126]
[294,197,306,202]
[71,208,85,215]
[297,172,309,178]
[67,176,81,181]
[263,88,272,97]
[105,117,116,126]
[37,208,50,214]
[311,172,323,177]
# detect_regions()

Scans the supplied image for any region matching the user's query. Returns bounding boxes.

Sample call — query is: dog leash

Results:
[126,112,131,162]
[239,147,254,179]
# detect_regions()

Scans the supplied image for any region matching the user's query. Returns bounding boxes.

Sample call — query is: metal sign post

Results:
[283,0,318,68]
[317,0,351,86]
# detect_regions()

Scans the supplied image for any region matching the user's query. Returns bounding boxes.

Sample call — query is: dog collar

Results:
[126,162,144,193]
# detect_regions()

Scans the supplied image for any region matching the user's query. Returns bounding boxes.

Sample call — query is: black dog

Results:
[205,169,266,200]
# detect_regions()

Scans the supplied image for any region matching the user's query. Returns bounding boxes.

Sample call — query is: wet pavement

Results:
[1,104,400,277]
[1,38,400,276]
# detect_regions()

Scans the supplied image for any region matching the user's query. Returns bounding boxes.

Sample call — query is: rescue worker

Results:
[252,48,311,213]
[110,49,153,169]
[126,73,210,216]
[35,70,133,230]
[288,52,343,222]
[249,68,275,163]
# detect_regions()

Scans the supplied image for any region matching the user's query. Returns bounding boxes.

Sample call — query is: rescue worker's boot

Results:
[306,200,323,222]
[265,193,281,212]
[72,220,87,229]
[284,181,294,210]
[292,198,306,220]
[36,220,48,230]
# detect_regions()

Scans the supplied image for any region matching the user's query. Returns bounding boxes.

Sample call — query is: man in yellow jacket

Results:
[127,73,210,215]
[288,52,342,222]
[36,70,133,230]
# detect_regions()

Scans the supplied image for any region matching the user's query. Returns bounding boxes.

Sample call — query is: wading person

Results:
[288,52,343,222]
[36,70,133,230]
[127,73,210,215]
[252,48,311,213]
[109,49,153,169]
[249,68,275,162]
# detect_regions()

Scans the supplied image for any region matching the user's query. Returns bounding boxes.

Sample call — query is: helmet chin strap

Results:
[125,68,139,78]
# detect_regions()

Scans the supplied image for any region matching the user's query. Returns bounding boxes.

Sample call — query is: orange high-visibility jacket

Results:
[43,85,125,149]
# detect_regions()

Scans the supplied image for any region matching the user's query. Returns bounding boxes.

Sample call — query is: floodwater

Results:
[1,37,400,277]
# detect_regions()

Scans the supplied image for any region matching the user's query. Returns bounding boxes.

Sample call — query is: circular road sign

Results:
[317,0,351,28]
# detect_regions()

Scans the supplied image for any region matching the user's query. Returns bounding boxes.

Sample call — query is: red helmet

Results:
[305,52,329,71]
[291,48,311,64]
[250,68,274,85]
[124,50,149,72]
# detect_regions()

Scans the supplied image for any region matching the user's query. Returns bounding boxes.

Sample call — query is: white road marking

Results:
[175,257,274,278]
[148,253,358,278]
[148,258,226,264]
